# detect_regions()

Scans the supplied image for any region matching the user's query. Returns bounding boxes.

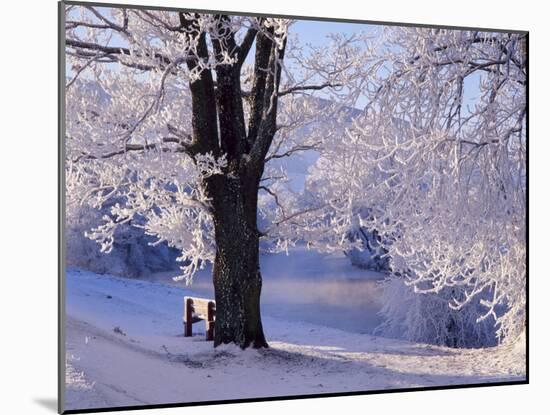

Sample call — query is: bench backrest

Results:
[184,296,216,320]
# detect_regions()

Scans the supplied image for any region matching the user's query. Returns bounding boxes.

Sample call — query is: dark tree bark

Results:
[181,15,286,348]
[207,173,267,348]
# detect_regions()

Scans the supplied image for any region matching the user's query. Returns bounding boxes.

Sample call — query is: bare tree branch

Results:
[237,26,259,66]
[265,143,321,161]
[72,136,190,162]
[259,185,286,217]
[279,82,342,97]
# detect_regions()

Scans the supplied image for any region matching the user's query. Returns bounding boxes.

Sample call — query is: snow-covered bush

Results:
[66,197,180,278]
[345,229,389,271]
[342,206,390,271]
[376,277,500,348]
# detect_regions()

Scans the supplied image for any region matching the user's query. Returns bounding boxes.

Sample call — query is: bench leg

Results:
[184,321,192,337]
[184,297,193,337]
[206,301,215,341]
[206,320,214,341]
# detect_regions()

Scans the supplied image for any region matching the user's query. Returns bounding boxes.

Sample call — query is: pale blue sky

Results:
[290,19,374,44]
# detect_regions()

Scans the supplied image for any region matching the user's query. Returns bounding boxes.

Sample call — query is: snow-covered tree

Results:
[303,28,527,345]
[64,5,375,348]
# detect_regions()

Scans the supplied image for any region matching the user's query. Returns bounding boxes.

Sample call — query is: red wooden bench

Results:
[183,296,216,341]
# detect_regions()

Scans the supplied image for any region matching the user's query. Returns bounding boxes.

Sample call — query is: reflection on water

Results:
[264,279,384,334]
[149,248,387,335]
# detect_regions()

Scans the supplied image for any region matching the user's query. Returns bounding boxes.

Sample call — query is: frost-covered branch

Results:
[301,28,526,345]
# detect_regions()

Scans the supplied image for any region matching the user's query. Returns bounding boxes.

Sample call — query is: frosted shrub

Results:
[345,222,390,271]
[66,198,180,277]
[376,277,500,348]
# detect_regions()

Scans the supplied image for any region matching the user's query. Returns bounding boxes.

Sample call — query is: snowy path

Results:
[64,269,525,411]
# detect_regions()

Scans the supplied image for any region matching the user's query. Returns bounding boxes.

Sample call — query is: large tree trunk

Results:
[208,174,268,349]
[181,17,285,348]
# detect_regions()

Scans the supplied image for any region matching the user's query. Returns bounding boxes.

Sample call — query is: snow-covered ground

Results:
[64,266,526,411]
